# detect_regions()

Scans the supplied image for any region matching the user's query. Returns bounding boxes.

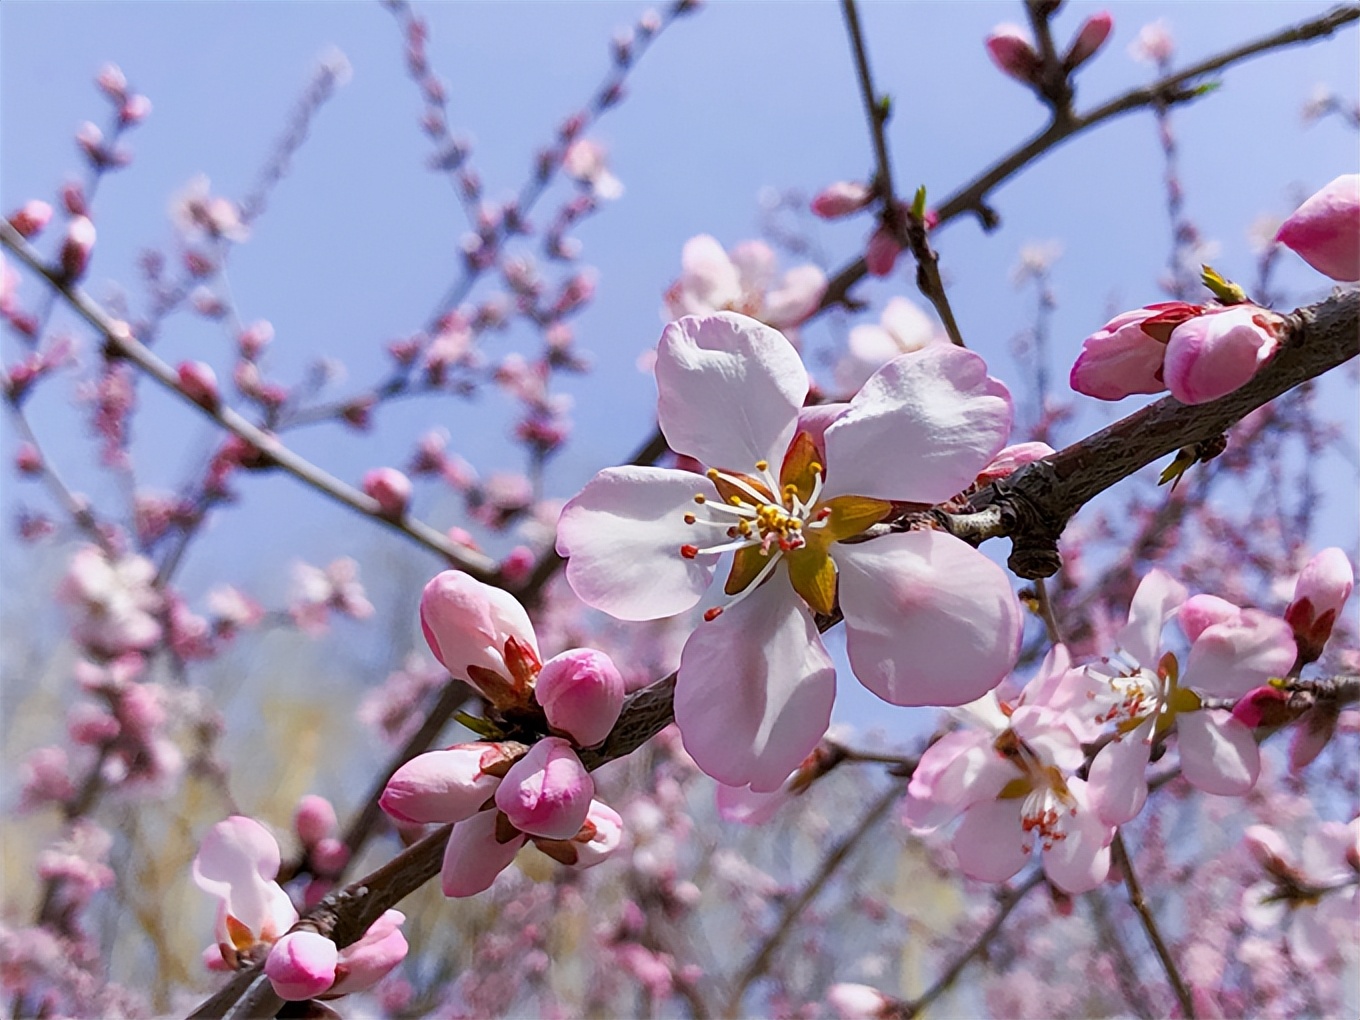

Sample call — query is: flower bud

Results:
[1275,174,1360,282]
[563,799,624,869]
[441,809,526,898]
[265,930,338,1000]
[811,181,873,219]
[1285,547,1354,665]
[1065,12,1114,71]
[177,360,220,410]
[379,742,516,825]
[294,794,338,848]
[975,442,1055,485]
[330,909,409,995]
[119,95,152,126]
[1163,305,1283,405]
[1230,685,1292,730]
[1069,301,1201,400]
[494,736,593,840]
[535,648,625,747]
[985,25,1042,84]
[420,570,540,705]
[362,467,412,520]
[827,982,892,1020]
[8,200,53,238]
[864,224,902,277]
[59,216,96,280]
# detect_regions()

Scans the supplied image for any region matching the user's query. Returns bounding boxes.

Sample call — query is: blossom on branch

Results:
[1275,173,1360,282]
[558,312,1021,791]
[663,235,826,333]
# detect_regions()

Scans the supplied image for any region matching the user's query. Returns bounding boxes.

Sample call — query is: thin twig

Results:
[1111,830,1197,1019]
[722,777,906,1018]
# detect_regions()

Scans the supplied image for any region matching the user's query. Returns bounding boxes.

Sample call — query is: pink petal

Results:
[952,799,1028,883]
[441,811,526,898]
[332,910,409,995]
[265,931,338,1001]
[1117,569,1187,669]
[1069,308,1170,400]
[1177,594,1242,642]
[904,730,1009,830]
[1040,780,1112,894]
[1184,609,1296,697]
[1087,729,1153,825]
[566,799,625,869]
[822,345,1011,504]
[836,531,1021,707]
[192,816,297,942]
[674,576,836,793]
[379,745,505,825]
[764,265,826,329]
[1275,173,1360,282]
[716,782,792,826]
[1176,710,1259,796]
[655,312,806,470]
[535,648,625,747]
[494,737,593,840]
[1164,306,1280,405]
[557,466,719,620]
[671,235,742,315]
[420,570,539,678]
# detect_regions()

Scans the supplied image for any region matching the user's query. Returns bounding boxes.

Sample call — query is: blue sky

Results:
[3,2,1357,728]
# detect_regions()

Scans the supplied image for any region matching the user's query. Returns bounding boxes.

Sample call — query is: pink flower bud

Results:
[379,743,513,825]
[8,200,53,238]
[1065,12,1113,70]
[985,25,1042,84]
[975,442,1055,485]
[494,736,593,840]
[15,442,42,475]
[441,809,526,898]
[1163,305,1283,405]
[1285,547,1354,665]
[419,571,540,704]
[1069,301,1201,400]
[1178,594,1242,643]
[60,216,96,280]
[330,909,409,995]
[864,224,902,277]
[238,320,274,358]
[562,799,624,869]
[1275,174,1360,281]
[499,545,535,586]
[265,931,338,1000]
[309,837,349,876]
[362,467,412,519]
[827,983,891,1020]
[96,64,128,101]
[1231,685,1291,729]
[534,648,625,747]
[294,794,338,847]
[811,181,874,219]
[177,360,220,409]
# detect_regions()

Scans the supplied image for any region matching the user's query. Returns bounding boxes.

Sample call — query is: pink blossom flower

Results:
[562,138,623,200]
[170,175,249,242]
[826,982,894,1020]
[265,911,408,1001]
[1078,571,1296,825]
[494,736,594,839]
[379,742,515,825]
[558,312,1020,791]
[420,569,541,709]
[811,181,873,220]
[834,296,943,393]
[289,558,374,633]
[1241,819,1359,967]
[57,545,163,656]
[1161,305,1285,404]
[904,690,1114,894]
[534,648,625,747]
[1275,173,1360,281]
[663,236,826,331]
[985,24,1042,85]
[1129,19,1174,65]
[1284,546,1354,666]
[192,816,298,969]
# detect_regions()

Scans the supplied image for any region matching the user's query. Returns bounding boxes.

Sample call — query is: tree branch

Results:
[1111,831,1197,1019]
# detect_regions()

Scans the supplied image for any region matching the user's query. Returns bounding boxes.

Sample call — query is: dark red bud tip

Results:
[680,544,699,560]
[703,607,723,622]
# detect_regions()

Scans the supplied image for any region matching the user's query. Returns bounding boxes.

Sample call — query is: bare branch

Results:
[1112,831,1197,1018]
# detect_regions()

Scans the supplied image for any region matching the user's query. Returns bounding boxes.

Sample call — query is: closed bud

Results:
[362,467,412,519]
[535,648,624,747]
[59,216,96,280]
[265,931,338,1001]
[864,224,902,277]
[379,742,519,825]
[811,181,873,219]
[1275,174,1360,282]
[494,736,593,840]
[8,200,53,238]
[1065,12,1114,71]
[985,25,1042,84]
[1284,547,1354,665]
[177,360,220,410]
[294,794,338,847]
[419,570,540,706]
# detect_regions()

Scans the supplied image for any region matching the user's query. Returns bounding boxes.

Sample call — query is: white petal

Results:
[655,312,806,469]
[837,531,1021,707]
[1087,730,1153,825]
[557,466,718,621]
[822,345,1011,503]
[1041,780,1113,894]
[1176,710,1259,796]
[674,576,836,793]
[1117,569,1187,669]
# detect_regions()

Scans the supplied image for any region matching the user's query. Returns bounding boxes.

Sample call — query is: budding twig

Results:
[1112,831,1197,1019]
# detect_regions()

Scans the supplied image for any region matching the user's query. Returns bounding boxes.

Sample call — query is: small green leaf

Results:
[911,185,928,220]
[1201,264,1247,305]
[1158,448,1197,489]
[455,711,503,738]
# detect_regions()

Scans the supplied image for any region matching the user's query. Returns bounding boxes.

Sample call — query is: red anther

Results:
[703,607,723,622]
[680,544,699,560]
[683,513,696,525]
[816,507,832,520]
